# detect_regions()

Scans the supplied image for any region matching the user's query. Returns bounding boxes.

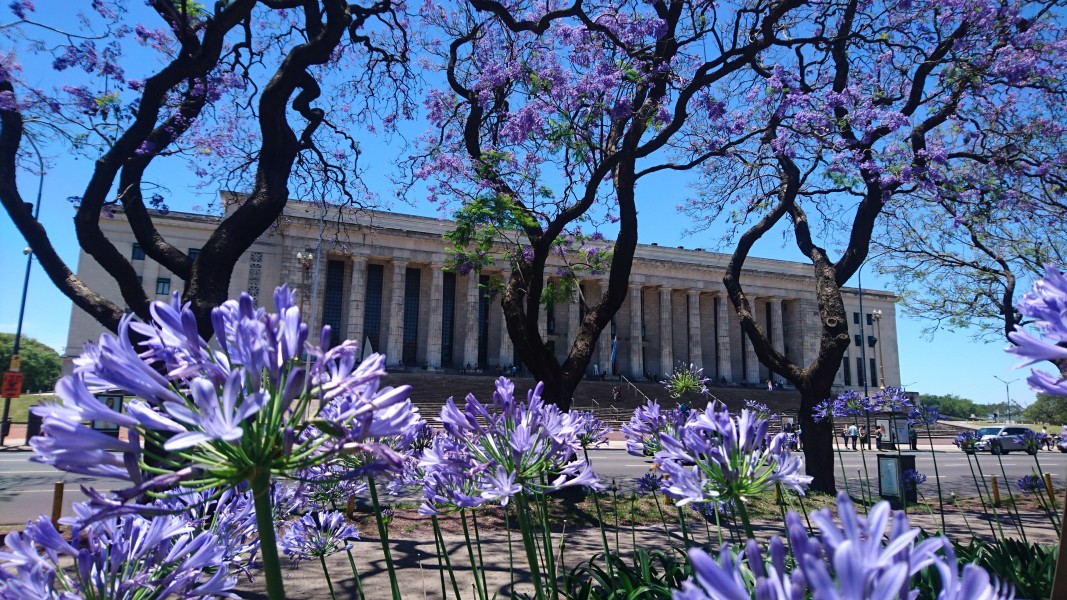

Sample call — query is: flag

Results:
[610,335,617,365]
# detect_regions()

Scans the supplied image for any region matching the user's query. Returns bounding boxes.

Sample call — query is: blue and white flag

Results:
[610,335,617,365]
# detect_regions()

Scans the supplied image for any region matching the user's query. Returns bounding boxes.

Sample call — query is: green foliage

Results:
[560,548,691,600]
[947,537,1057,600]
[0,333,62,395]
[918,393,1007,420]
[1022,393,1067,425]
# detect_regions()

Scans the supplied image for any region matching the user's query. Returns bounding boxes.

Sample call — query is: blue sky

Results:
[0,142,1042,410]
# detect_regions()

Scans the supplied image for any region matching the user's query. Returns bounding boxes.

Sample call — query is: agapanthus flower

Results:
[31,285,422,519]
[908,404,941,426]
[902,469,927,487]
[419,378,603,513]
[1017,473,1046,495]
[743,399,776,420]
[279,511,359,567]
[571,409,611,449]
[1013,429,1047,454]
[867,387,914,415]
[622,399,691,457]
[1006,266,1067,395]
[663,364,710,400]
[674,494,1012,600]
[654,401,812,506]
[813,390,869,422]
[954,431,979,452]
[0,506,237,599]
[634,472,664,495]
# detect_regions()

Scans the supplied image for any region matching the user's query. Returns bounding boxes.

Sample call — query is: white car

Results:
[972,426,1037,455]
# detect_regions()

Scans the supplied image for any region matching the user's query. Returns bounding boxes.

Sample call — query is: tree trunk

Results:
[798,380,837,494]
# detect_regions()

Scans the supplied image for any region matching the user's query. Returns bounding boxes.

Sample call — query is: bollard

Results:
[51,482,64,526]
[346,495,356,518]
[1046,473,1057,505]
[991,476,1001,506]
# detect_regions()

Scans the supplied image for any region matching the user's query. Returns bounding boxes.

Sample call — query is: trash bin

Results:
[25,411,43,444]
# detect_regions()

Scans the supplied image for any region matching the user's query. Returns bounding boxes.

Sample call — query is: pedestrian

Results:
[767,379,774,391]
[860,425,868,450]
[908,426,918,451]
[796,424,803,450]
[847,423,858,450]
[593,363,600,377]
[841,428,849,447]
[875,425,884,451]
[612,386,621,403]
[1042,426,1052,450]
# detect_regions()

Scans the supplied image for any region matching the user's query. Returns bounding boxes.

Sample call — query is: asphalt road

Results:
[2,448,1065,525]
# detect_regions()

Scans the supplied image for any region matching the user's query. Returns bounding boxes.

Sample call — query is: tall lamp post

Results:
[872,308,885,388]
[295,246,315,317]
[993,375,1017,424]
[2,136,44,446]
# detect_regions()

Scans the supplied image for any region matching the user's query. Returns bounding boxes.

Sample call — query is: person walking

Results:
[875,425,884,451]
[847,423,858,450]
[908,426,918,451]
[860,425,868,450]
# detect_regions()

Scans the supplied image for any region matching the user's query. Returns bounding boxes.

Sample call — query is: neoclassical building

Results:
[64,197,900,389]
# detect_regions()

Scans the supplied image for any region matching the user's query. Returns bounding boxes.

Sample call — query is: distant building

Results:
[64,194,900,389]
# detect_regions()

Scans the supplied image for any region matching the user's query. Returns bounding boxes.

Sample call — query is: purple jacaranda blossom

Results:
[420,378,603,513]
[654,402,811,506]
[279,511,359,568]
[0,506,237,599]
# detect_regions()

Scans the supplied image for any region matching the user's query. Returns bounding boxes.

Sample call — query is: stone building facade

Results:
[64,198,901,389]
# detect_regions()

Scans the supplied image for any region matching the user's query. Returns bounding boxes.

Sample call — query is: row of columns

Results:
[333,257,798,381]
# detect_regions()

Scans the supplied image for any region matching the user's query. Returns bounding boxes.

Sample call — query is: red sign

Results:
[1,371,23,399]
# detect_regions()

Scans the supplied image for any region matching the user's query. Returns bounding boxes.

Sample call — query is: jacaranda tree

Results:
[409,0,806,409]
[681,0,1067,491]
[0,0,411,337]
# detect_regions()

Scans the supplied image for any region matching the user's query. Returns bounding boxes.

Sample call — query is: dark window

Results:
[854,334,861,347]
[132,243,145,261]
[321,260,346,347]
[363,264,384,351]
[856,357,866,387]
[187,248,200,261]
[843,356,852,386]
[478,275,491,366]
[155,277,170,295]
[870,358,878,387]
[866,313,874,326]
[136,275,142,284]
[853,312,859,325]
[441,272,456,367]
[402,267,421,365]
[546,303,556,334]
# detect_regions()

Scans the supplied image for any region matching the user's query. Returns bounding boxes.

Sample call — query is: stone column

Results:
[769,298,785,359]
[346,256,367,354]
[744,300,760,384]
[463,273,481,367]
[425,264,444,369]
[596,281,612,375]
[629,284,643,377]
[715,294,732,382]
[386,260,407,365]
[660,287,673,377]
[498,272,514,367]
[687,290,702,369]
[569,285,582,348]
[538,277,549,342]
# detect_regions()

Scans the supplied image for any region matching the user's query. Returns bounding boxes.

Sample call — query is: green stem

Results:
[966,454,1003,539]
[735,500,756,540]
[994,454,1029,544]
[460,511,487,600]
[584,449,614,578]
[950,494,976,537]
[630,494,638,553]
[367,478,402,600]
[343,549,366,600]
[472,510,490,598]
[924,426,947,533]
[611,483,621,555]
[515,494,546,600]
[320,555,338,600]
[432,515,462,600]
[676,506,692,547]
[505,504,516,594]
[250,472,286,600]
[652,493,672,543]
[1030,454,1062,531]
[536,492,559,600]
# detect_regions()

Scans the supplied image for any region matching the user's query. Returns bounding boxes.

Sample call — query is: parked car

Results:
[1056,435,1067,453]
[973,426,1038,455]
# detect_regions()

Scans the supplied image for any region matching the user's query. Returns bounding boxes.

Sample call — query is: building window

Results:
[870,357,878,387]
[402,267,421,365]
[843,356,852,386]
[866,313,874,326]
[321,260,346,348]
[854,334,861,347]
[132,243,145,261]
[363,264,384,351]
[442,272,456,367]
[155,277,170,295]
[856,357,866,387]
[853,312,859,325]
[546,303,556,334]
[187,248,200,261]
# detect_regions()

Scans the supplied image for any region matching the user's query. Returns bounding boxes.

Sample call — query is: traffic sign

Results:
[2,371,23,399]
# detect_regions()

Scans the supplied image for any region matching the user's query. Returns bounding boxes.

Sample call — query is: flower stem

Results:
[460,510,486,600]
[994,454,1029,544]
[343,549,366,600]
[515,493,546,600]
[968,455,1005,539]
[320,555,338,600]
[924,425,947,533]
[367,478,402,600]
[431,515,462,600]
[471,510,490,597]
[584,449,614,578]
[735,499,756,540]
[250,471,286,600]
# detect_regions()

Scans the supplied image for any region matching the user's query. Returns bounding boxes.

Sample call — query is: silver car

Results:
[972,426,1037,455]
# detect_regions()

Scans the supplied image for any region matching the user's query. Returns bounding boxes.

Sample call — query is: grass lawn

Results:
[2,393,55,422]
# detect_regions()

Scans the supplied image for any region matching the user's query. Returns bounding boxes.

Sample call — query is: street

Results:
[1,447,1065,525]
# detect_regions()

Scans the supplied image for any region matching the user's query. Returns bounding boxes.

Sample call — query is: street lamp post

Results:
[872,308,885,389]
[1,136,44,446]
[993,375,1017,424]
[295,246,315,317]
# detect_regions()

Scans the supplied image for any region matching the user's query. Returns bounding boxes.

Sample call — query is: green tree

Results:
[918,393,980,420]
[0,333,62,394]
[1023,394,1067,426]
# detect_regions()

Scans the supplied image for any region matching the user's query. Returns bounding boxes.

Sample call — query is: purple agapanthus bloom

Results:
[279,511,359,567]
[1017,473,1046,495]
[1013,429,1047,454]
[571,409,611,449]
[902,469,927,487]
[0,505,237,598]
[654,401,811,505]
[1007,266,1067,395]
[621,399,691,457]
[954,431,979,452]
[673,493,1012,600]
[420,378,604,513]
[635,472,664,495]
[908,404,941,426]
